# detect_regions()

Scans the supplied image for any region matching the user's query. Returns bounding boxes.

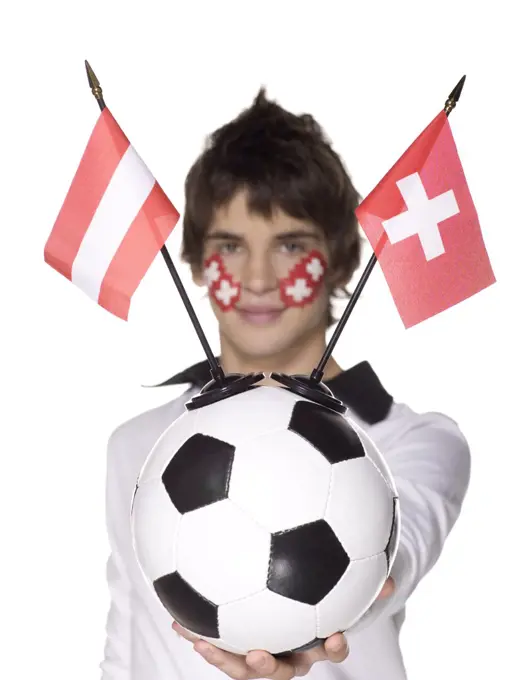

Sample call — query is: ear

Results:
[325,264,349,291]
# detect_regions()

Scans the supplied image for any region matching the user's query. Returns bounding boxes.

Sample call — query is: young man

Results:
[100,90,471,680]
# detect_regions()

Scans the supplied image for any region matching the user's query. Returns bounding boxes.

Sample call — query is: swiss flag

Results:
[356,110,495,328]
[44,108,180,320]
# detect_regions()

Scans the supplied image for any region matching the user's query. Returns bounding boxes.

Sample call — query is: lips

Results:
[236,306,285,325]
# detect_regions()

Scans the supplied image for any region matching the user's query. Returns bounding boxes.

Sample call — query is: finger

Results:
[172,621,199,643]
[293,661,311,677]
[324,633,349,663]
[195,640,255,680]
[291,643,327,674]
[377,576,395,600]
[246,650,296,680]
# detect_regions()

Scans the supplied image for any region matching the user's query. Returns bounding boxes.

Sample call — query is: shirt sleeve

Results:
[99,430,133,679]
[349,404,471,631]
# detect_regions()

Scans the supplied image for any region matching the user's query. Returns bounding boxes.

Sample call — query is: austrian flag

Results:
[44,108,180,320]
[356,110,495,328]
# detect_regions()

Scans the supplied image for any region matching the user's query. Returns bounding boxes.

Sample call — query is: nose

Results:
[242,250,278,295]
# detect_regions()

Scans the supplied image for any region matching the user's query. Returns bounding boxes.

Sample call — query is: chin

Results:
[224,325,312,364]
[230,334,290,360]
[217,304,327,361]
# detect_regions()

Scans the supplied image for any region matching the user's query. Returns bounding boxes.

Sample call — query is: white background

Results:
[2,1,508,678]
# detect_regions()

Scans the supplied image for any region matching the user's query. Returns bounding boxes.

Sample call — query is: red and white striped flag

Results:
[44,108,180,320]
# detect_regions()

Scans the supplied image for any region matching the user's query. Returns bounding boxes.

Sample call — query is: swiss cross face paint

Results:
[279,250,327,308]
[203,254,241,311]
[204,250,327,312]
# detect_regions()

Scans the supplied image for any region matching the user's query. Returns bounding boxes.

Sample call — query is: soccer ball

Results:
[131,385,400,655]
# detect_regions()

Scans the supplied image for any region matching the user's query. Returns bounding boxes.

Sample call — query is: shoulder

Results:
[106,386,196,480]
[337,361,469,454]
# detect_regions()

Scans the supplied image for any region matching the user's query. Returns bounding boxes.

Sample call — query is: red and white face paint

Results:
[204,249,327,312]
[279,250,327,307]
[203,254,241,311]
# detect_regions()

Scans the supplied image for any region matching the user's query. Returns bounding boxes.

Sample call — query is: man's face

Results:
[193,191,331,361]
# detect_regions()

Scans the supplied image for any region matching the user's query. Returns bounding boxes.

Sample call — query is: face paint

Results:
[279,250,327,308]
[203,254,241,311]
[204,250,327,312]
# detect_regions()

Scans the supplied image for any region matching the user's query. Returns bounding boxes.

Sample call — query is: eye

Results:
[280,241,306,254]
[218,242,241,254]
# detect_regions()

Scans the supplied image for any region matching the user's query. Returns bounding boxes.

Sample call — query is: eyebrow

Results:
[205,231,243,241]
[205,229,320,241]
[275,230,320,241]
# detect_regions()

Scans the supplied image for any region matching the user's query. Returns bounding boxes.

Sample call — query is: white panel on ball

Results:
[316,552,388,637]
[137,409,198,484]
[177,499,271,605]
[229,428,332,533]
[325,458,394,559]
[131,478,181,581]
[218,588,317,655]
[193,386,298,446]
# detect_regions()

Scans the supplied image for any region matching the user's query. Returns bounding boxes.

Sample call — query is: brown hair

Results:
[181,88,363,326]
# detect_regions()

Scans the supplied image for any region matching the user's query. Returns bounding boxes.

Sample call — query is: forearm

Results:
[379,477,464,619]
[100,552,132,679]
[100,429,134,679]
[350,408,471,631]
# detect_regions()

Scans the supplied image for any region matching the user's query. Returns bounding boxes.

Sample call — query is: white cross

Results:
[286,278,312,302]
[204,259,221,286]
[381,172,460,261]
[215,279,239,306]
[306,257,324,281]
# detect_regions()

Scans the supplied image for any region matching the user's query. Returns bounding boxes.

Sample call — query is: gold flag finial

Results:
[444,75,466,116]
[85,60,106,110]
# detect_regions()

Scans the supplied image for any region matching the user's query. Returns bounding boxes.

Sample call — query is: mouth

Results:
[236,306,285,326]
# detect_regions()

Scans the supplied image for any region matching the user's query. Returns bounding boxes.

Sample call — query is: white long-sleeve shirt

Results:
[100,361,471,680]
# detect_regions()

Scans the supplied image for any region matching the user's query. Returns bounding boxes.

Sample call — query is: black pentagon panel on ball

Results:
[288,401,365,465]
[153,572,219,639]
[385,497,400,572]
[162,433,235,514]
[268,519,350,605]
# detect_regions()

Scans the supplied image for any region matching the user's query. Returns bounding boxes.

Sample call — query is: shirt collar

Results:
[156,359,393,425]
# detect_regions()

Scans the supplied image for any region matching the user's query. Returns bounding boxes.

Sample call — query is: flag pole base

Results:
[186,372,265,410]
[270,373,347,414]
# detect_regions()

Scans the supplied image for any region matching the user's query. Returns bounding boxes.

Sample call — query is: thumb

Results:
[377,576,395,600]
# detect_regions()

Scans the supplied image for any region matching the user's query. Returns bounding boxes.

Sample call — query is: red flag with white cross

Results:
[355,110,496,328]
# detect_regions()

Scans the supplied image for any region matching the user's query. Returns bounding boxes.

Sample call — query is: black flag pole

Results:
[270,75,467,411]
[84,61,265,402]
